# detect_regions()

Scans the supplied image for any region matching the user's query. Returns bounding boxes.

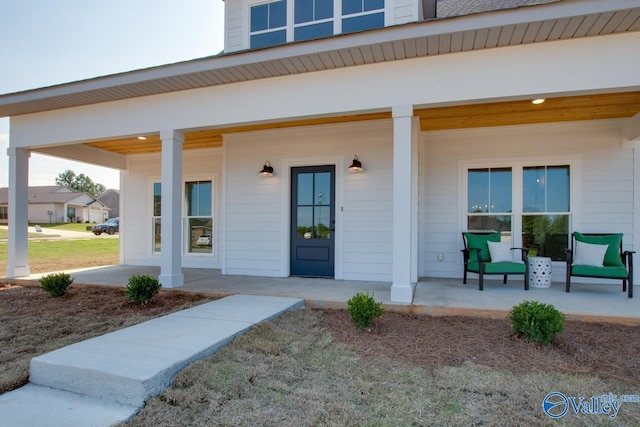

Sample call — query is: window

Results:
[67,206,76,222]
[250,0,287,49]
[467,168,512,238]
[0,206,7,220]
[294,0,333,41]
[466,164,571,261]
[152,182,161,253]
[522,165,570,261]
[341,0,384,34]
[185,181,213,254]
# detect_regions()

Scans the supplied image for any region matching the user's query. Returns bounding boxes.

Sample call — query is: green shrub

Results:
[39,272,74,297]
[347,292,384,329]
[507,300,565,346]
[125,274,162,305]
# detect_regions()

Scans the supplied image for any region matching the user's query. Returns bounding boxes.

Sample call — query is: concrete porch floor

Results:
[8,265,640,325]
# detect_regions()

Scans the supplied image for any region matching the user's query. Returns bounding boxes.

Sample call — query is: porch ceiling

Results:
[84,91,640,155]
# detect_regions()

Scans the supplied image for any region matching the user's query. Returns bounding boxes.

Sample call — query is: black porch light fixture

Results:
[348,155,363,173]
[259,160,274,176]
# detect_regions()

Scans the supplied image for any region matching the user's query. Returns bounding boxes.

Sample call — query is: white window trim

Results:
[460,156,581,258]
[149,175,218,262]
[184,176,217,259]
[245,0,386,46]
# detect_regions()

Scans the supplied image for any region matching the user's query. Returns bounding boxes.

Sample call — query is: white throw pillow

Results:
[487,241,513,263]
[572,240,608,267]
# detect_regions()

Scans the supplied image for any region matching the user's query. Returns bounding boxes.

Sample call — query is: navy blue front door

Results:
[290,166,335,277]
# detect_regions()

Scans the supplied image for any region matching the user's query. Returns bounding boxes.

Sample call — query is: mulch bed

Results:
[321,310,640,386]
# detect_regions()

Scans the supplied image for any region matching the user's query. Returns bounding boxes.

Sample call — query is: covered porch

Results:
[9,265,639,324]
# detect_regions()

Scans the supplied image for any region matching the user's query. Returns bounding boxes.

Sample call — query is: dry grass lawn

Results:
[2,283,639,426]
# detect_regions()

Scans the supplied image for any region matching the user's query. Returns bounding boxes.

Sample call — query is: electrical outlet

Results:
[437,253,444,261]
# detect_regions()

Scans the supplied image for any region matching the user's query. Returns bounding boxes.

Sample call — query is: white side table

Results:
[528,257,552,288]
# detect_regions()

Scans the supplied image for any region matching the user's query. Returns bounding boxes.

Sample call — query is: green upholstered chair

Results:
[461,231,529,291]
[565,232,634,298]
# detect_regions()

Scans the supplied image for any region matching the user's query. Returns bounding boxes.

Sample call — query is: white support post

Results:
[6,147,30,278]
[390,105,418,303]
[158,130,184,288]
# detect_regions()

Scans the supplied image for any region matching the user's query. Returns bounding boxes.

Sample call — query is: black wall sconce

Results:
[259,161,274,176]
[348,155,363,173]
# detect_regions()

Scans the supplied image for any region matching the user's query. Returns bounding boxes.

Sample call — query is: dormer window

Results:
[250,0,287,49]
[294,0,334,41]
[248,0,385,49]
[342,0,384,34]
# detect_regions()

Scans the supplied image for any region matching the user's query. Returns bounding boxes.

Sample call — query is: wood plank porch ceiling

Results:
[85,91,640,155]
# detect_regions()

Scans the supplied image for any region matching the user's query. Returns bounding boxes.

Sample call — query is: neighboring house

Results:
[97,189,120,219]
[1,0,639,303]
[0,186,109,224]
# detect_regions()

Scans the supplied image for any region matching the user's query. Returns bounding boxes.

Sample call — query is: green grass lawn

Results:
[32,223,94,232]
[0,239,119,274]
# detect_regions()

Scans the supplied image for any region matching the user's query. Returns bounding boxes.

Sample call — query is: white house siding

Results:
[419,119,634,284]
[390,0,420,24]
[224,0,244,53]
[223,120,394,281]
[28,204,58,224]
[122,148,223,269]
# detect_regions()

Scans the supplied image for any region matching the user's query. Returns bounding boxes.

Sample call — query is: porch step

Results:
[1,295,304,426]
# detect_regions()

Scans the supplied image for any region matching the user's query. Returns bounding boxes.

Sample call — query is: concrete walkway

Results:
[0,294,304,427]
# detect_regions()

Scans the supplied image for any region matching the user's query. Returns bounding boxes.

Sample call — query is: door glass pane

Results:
[297,174,313,205]
[297,206,313,238]
[314,206,331,238]
[547,165,570,212]
[315,172,331,205]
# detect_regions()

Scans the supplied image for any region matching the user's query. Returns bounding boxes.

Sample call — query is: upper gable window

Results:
[294,0,334,42]
[250,0,287,49]
[342,0,384,34]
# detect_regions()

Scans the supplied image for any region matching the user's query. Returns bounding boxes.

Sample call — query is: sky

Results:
[0,0,225,190]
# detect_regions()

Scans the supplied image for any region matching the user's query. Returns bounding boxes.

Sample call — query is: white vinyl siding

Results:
[420,119,633,282]
[224,120,393,281]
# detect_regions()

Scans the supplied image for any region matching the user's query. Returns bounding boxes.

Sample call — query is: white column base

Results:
[390,282,416,303]
[6,265,31,278]
[159,273,184,288]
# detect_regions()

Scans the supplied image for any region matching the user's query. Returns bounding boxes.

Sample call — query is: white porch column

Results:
[630,115,640,287]
[158,129,184,288]
[390,105,419,303]
[6,147,30,278]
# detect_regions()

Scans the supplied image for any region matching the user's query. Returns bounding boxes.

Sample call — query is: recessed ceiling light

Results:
[531,98,546,105]
[137,136,147,140]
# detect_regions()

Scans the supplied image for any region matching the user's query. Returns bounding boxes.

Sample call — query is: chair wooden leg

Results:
[479,273,483,291]
[463,268,467,285]
[502,275,507,284]
[565,270,571,293]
